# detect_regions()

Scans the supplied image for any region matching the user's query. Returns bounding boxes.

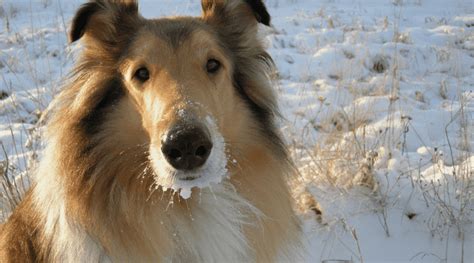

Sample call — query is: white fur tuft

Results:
[33,142,110,262]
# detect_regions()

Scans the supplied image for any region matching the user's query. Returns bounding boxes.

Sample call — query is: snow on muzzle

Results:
[150,114,228,199]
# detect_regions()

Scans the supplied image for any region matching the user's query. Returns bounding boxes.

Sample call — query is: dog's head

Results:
[68,0,282,198]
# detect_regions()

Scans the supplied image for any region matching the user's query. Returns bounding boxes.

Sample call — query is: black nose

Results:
[161,124,213,171]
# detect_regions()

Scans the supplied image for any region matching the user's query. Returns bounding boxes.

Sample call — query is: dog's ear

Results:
[202,0,270,27]
[69,0,140,44]
[201,0,270,26]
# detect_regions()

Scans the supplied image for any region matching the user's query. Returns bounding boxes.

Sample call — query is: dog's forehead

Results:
[125,18,226,66]
[123,17,230,76]
[142,17,214,47]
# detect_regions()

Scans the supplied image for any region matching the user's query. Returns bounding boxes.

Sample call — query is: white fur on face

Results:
[149,115,228,199]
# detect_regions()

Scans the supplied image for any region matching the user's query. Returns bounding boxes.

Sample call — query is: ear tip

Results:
[260,12,271,26]
[68,31,81,44]
[244,0,271,26]
[69,2,100,43]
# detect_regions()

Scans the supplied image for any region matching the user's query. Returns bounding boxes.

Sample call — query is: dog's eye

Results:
[134,67,150,82]
[206,59,221,74]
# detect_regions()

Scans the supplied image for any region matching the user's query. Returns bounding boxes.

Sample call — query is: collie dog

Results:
[0,0,301,261]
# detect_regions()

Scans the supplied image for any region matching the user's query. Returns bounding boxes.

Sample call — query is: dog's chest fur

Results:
[169,185,260,262]
[36,180,259,262]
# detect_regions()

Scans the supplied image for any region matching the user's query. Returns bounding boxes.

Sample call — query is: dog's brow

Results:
[152,19,200,48]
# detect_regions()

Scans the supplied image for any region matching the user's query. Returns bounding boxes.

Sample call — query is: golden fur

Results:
[0,0,302,262]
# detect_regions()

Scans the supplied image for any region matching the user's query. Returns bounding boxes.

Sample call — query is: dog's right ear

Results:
[69,0,140,44]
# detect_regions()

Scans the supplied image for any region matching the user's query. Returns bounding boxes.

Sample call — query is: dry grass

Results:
[286,2,473,261]
[0,0,69,221]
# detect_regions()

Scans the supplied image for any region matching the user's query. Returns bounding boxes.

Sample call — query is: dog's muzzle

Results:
[161,123,213,171]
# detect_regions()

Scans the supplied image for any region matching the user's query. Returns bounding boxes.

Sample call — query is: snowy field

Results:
[1,0,473,262]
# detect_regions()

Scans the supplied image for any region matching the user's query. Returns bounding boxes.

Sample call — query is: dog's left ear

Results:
[202,0,270,26]
[202,0,271,28]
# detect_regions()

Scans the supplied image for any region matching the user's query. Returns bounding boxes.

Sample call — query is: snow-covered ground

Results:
[1,0,473,262]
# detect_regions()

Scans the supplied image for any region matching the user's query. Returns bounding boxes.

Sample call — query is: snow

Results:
[1,0,473,262]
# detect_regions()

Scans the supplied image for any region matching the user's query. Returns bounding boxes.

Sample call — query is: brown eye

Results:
[134,67,150,82]
[206,59,221,74]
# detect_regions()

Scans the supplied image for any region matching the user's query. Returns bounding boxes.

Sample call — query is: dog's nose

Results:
[161,124,213,171]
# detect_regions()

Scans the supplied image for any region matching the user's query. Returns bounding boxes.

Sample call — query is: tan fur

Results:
[0,1,301,262]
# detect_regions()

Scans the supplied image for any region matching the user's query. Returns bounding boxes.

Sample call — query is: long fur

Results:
[0,0,302,262]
